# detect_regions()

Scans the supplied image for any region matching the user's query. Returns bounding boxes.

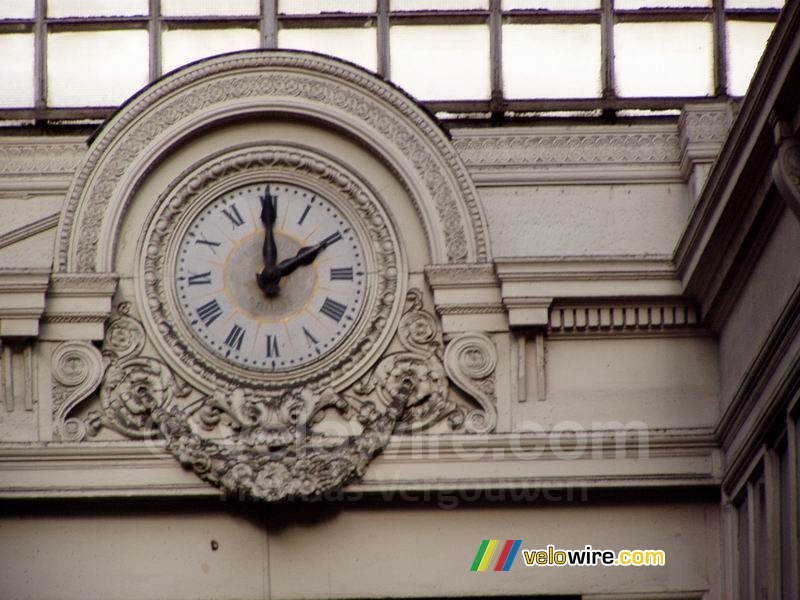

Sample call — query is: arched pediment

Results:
[55,50,490,274]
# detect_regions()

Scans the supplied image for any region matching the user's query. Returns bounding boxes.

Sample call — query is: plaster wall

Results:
[0,498,721,600]
[482,183,689,258]
[519,336,719,431]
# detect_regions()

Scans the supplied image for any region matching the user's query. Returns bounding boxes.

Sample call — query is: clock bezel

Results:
[137,145,406,396]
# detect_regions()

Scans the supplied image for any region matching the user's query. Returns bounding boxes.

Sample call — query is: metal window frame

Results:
[0,0,783,124]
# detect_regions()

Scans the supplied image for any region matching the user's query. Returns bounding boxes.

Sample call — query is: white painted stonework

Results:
[1,5,800,598]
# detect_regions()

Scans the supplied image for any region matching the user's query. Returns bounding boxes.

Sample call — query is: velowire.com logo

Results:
[469,539,522,572]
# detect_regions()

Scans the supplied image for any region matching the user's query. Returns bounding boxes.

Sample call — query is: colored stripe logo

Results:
[470,539,522,572]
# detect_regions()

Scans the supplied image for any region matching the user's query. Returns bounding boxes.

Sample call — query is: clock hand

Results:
[276,233,339,278]
[256,186,281,297]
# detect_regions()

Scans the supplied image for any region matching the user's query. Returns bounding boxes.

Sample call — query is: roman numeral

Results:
[194,232,221,253]
[320,230,342,247]
[224,324,245,352]
[221,204,245,228]
[195,299,222,326]
[319,297,347,322]
[330,267,353,281]
[297,204,311,225]
[187,271,212,285]
[302,326,318,347]
[265,334,280,358]
[262,185,278,213]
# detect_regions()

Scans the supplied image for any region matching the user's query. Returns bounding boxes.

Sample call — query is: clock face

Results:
[174,182,367,371]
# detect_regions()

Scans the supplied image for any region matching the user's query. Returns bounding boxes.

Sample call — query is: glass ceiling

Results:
[0,0,784,123]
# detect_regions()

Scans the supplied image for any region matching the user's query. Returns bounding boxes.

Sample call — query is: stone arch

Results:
[54,50,490,274]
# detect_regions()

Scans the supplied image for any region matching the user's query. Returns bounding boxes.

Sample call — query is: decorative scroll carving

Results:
[773,137,800,221]
[443,333,498,434]
[51,341,104,441]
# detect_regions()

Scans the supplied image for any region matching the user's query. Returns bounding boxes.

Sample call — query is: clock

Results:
[175,181,367,371]
[139,147,404,396]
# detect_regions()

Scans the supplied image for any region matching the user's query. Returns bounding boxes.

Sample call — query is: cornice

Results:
[495,256,683,299]
[451,124,683,185]
[0,427,720,498]
[549,302,701,337]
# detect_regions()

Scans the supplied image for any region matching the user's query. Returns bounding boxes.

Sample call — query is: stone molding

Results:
[55,51,490,273]
[0,426,721,498]
[0,269,51,338]
[0,139,85,177]
[549,303,700,336]
[451,125,683,185]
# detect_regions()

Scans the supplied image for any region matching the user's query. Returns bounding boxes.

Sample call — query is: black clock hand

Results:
[256,186,281,296]
[276,231,341,278]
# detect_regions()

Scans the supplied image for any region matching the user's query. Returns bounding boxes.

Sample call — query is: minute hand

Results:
[277,234,338,278]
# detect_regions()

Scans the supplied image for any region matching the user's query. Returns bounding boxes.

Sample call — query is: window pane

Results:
[615,0,709,8]
[162,28,260,73]
[47,0,148,17]
[503,24,601,98]
[391,0,488,9]
[161,0,259,17]
[0,34,34,107]
[503,0,599,8]
[279,0,375,13]
[390,25,490,100]
[0,0,34,18]
[48,30,149,106]
[278,27,377,72]
[725,0,783,8]
[727,20,774,95]
[615,21,713,96]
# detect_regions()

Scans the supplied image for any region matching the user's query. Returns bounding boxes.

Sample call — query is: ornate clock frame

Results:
[49,51,498,501]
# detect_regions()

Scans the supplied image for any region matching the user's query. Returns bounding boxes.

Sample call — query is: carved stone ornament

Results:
[51,341,104,441]
[58,291,498,501]
[55,51,490,274]
[773,136,800,221]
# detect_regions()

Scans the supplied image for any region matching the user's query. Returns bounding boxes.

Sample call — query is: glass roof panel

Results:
[503,23,602,98]
[161,0,259,17]
[279,27,378,72]
[615,21,714,97]
[279,0,376,13]
[162,28,260,73]
[503,0,600,8]
[48,29,149,106]
[391,0,488,9]
[0,33,34,107]
[725,0,783,8]
[0,0,34,18]
[615,0,710,8]
[47,0,148,18]
[727,20,774,95]
[390,24,490,100]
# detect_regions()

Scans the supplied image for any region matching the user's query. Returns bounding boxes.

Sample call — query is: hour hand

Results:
[277,231,341,278]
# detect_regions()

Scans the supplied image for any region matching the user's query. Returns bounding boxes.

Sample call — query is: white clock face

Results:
[174,182,367,370]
